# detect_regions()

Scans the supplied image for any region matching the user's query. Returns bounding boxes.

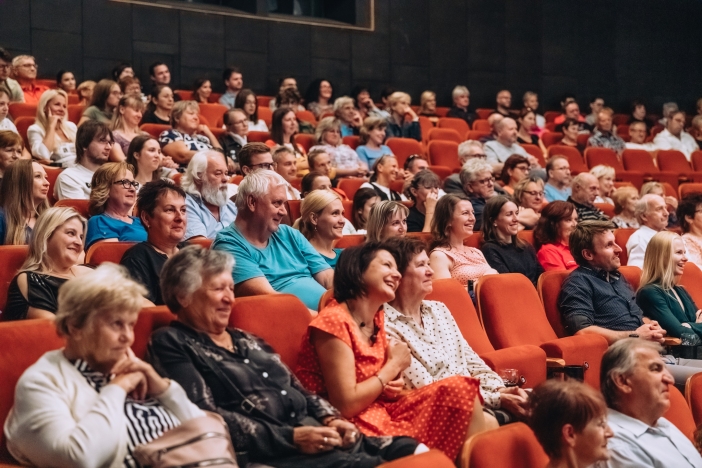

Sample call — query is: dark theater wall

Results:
[1,0,701,113]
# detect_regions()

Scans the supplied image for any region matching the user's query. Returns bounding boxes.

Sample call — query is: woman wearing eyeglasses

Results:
[84,162,147,250]
[498,154,530,195]
[513,177,545,231]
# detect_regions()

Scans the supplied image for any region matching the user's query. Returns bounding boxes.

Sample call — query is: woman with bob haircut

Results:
[79,78,122,125]
[310,117,367,178]
[528,379,612,467]
[110,95,146,160]
[300,171,333,198]
[610,186,640,229]
[305,78,334,119]
[296,242,490,460]
[296,189,345,267]
[365,200,408,242]
[361,154,402,201]
[4,207,92,320]
[356,116,392,170]
[417,91,438,122]
[405,169,439,233]
[352,187,379,234]
[678,193,702,269]
[27,89,77,167]
[234,88,269,132]
[158,100,220,167]
[513,176,545,230]
[499,154,530,195]
[5,263,205,467]
[534,200,578,271]
[590,165,616,204]
[636,231,702,339]
[85,162,147,250]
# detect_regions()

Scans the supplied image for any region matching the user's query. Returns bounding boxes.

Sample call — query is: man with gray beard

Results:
[182,150,238,240]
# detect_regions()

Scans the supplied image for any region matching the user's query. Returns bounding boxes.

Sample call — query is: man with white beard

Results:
[182,150,238,240]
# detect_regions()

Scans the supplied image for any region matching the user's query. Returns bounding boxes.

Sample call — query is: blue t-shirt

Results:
[321,248,343,269]
[356,145,393,169]
[85,214,147,250]
[212,224,332,310]
[544,183,572,203]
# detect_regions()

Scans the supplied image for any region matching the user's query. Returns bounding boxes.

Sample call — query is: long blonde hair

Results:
[111,95,145,132]
[0,160,50,245]
[88,162,134,216]
[20,207,86,273]
[296,189,341,240]
[366,200,408,243]
[639,231,681,291]
[35,89,76,141]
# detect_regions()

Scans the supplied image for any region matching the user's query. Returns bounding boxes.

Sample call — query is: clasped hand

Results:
[110,348,170,400]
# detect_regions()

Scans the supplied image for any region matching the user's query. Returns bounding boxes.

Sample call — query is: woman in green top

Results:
[636,231,702,339]
[78,79,121,126]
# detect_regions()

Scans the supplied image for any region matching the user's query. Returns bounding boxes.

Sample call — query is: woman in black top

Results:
[405,169,440,233]
[140,85,174,126]
[480,195,543,286]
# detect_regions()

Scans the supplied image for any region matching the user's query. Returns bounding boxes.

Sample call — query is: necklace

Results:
[104,210,130,222]
[348,309,379,344]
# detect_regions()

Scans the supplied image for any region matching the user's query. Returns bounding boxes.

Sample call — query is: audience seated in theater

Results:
[352,86,390,121]
[653,110,698,160]
[366,200,408,243]
[126,135,177,188]
[0,160,50,245]
[11,54,48,105]
[405,170,439,233]
[446,85,476,126]
[5,263,203,467]
[181,150,237,240]
[85,162,147,250]
[444,140,486,194]
[112,62,133,82]
[356,115,392,170]
[585,96,605,127]
[513,176,545,230]
[588,108,626,155]
[628,100,652,131]
[149,62,179,102]
[311,117,366,177]
[659,102,679,127]
[305,149,335,183]
[523,91,546,128]
[417,90,438,122]
[274,86,306,114]
[361,155,402,201]
[591,164,615,204]
[559,117,587,153]
[110,95,146,160]
[610,186,640,229]
[492,89,513,118]
[528,380,613,468]
[238,141,273,175]
[480,113,503,143]
[218,66,242,108]
[28,89,77,167]
[0,131,23,189]
[626,194,669,269]
[296,242,490,460]
[118,76,142,101]
[235,88,269,131]
[458,157,496,231]
[305,78,334,119]
[212,170,333,310]
[55,121,112,200]
[484,117,532,173]
[516,107,547,154]
[79,79,121,125]
[300,171,333,199]
[599,339,702,467]
[148,246,419,466]
[385,236,526,425]
[378,86,395,111]
[480,195,543,286]
[534,200,578,272]
[0,48,24,103]
[140,84,174,126]
[641,181,678,228]
[191,78,212,104]
[267,107,308,168]
[428,194,497,288]
[625,120,656,151]
[219,107,247,172]
[351,187,379,234]
[120,180,187,306]
[0,90,17,133]
[567,173,609,222]
[555,101,592,133]
[55,70,75,94]
[499,154,530,195]
[273,146,301,200]
[679,194,702,269]
[76,80,95,106]
[334,96,363,137]
[544,156,572,202]
[4,207,91,320]
[637,231,702,340]
[385,92,421,141]
[159,100,220,167]
[690,115,702,150]
[402,155,445,197]
[296,189,345,267]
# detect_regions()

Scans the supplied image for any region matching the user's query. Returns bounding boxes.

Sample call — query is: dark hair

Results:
[76,121,113,163]
[631,100,645,113]
[429,193,471,250]
[351,85,370,107]
[334,243,393,303]
[677,193,702,234]
[403,154,424,171]
[89,79,118,111]
[234,89,259,123]
[561,117,580,131]
[534,201,576,250]
[222,66,241,82]
[499,154,529,185]
[305,79,334,106]
[301,171,328,197]
[352,187,379,230]
[569,220,617,266]
[0,48,12,63]
[405,170,440,202]
[528,379,607,459]
[112,62,132,81]
[380,87,395,102]
[149,61,167,78]
[238,142,271,170]
[137,179,186,222]
[518,106,535,121]
[55,69,72,86]
[275,87,302,109]
[589,96,604,104]
[481,195,525,249]
[146,84,171,113]
[192,78,210,103]
[382,236,427,274]
[126,134,158,180]
[270,107,297,145]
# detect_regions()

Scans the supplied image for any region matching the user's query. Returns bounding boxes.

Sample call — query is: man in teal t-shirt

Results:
[212,169,333,310]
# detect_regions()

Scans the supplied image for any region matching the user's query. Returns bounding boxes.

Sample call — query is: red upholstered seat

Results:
[293,133,316,153]
[386,138,423,168]
[437,117,470,136]
[198,103,228,127]
[665,385,697,442]
[613,228,637,266]
[680,263,702,308]
[0,246,29,315]
[337,178,366,201]
[680,183,702,199]
[686,373,702,427]
[140,123,170,139]
[460,422,548,468]
[85,241,137,266]
[541,132,563,148]
[335,234,365,248]
[54,198,89,218]
[548,145,588,174]
[7,103,36,120]
[427,128,462,143]
[427,140,459,170]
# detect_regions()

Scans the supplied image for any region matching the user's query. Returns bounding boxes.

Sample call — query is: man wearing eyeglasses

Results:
[544,156,572,202]
[0,48,23,103]
[238,142,274,175]
[11,55,48,105]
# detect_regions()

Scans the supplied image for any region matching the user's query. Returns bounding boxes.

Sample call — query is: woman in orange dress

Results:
[296,242,490,460]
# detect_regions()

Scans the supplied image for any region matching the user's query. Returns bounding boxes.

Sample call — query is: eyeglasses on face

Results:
[524,190,545,197]
[474,176,495,185]
[113,179,140,189]
[249,162,274,170]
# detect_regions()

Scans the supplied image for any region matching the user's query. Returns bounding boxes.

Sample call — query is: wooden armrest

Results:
[546,357,566,367]
[663,337,682,346]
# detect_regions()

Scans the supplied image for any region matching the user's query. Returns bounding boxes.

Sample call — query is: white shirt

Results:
[27,121,78,167]
[360,181,408,201]
[625,141,657,152]
[0,117,18,133]
[247,120,269,132]
[484,140,529,165]
[626,225,659,268]
[54,163,95,200]
[653,128,699,160]
[597,408,702,468]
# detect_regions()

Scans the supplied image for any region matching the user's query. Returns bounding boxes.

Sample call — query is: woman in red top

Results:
[534,200,578,271]
[296,242,491,460]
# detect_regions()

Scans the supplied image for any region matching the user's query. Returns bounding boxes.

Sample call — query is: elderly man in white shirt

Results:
[653,110,698,160]
[625,194,668,268]
[596,339,702,468]
[624,121,657,152]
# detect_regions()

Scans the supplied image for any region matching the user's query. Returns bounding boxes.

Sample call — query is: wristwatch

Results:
[628,334,640,338]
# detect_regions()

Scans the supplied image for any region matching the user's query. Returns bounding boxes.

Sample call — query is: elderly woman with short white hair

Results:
[158,100,221,167]
[460,158,497,231]
[590,164,615,204]
[27,89,77,167]
[309,117,367,178]
[4,263,205,468]
[333,95,363,137]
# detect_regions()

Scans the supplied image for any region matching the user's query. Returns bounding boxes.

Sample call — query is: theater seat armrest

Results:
[378,449,454,467]
[546,358,566,367]
[480,345,547,389]
[664,337,682,346]
[541,335,610,388]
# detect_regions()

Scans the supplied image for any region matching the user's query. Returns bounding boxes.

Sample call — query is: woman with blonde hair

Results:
[110,95,146,160]
[76,80,95,106]
[4,206,92,320]
[636,231,702,340]
[513,176,545,230]
[610,186,640,228]
[0,160,50,245]
[310,117,366,178]
[85,162,146,250]
[0,131,24,188]
[296,189,345,267]
[27,89,77,167]
[590,164,615,204]
[356,115,392,169]
[365,200,408,242]
[79,78,122,125]
[418,90,438,122]
[385,92,421,141]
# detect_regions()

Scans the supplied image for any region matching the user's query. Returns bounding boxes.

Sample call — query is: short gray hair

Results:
[600,338,663,409]
[181,150,217,195]
[571,172,596,190]
[458,140,483,161]
[452,86,469,99]
[459,158,493,187]
[170,100,200,127]
[160,245,235,314]
[634,193,661,224]
[662,102,679,119]
[234,169,287,211]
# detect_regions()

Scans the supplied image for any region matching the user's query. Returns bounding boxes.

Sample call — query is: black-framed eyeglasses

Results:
[249,162,274,170]
[524,190,545,197]
[113,179,140,190]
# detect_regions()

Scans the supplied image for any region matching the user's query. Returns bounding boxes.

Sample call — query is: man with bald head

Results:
[483,117,530,172]
[567,173,609,222]
[626,194,668,268]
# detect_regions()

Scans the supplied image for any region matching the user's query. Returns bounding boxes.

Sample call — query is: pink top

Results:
[537,242,577,271]
[431,246,497,286]
[683,233,702,270]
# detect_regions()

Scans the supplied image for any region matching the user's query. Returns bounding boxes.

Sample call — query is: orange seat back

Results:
[318,288,335,311]
[8,103,36,120]
[198,103,228,128]
[0,246,29,315]
[664,384,697,442]
[427,140,459,170]
[548,145,588,174]
[428,165,452,180]
[417,116,434,143]
[386,138,423,168]
[286,200,301,223]
[175,90,194,100]
[542,132,563,148]
[463,232,483,248]
[585,147,625,171]
[293,133,316,153]
[54,198,90,218]
[472,119,491,132]
[517,229,534,246]
[132,306,174,360]
[594,203,616,218]
[622,149,658,173]
[188,237,213,249]
[248,131,271,143]
[13,116,34,148]
[257,106,272,127]
[691,151,702,171]
[521,144,545,167]
[544,111,560,123]
[437,117,470,136]
[680,263,702,307]
[461,422,548,468]
[295,110,317,125]
[657,150,692,173]
[686,373,702,426]
[537,270,570,338]
[613,228,636,266]
[427,128,462,144]
[335,234,365,248]
[67,104,85,124]
[679,183,702,200]
[342,135,360,150]
[337,178,365,201]
[619,265,642,291]
[140,123,170,139]
[475,109,493,120]
[257,95,273,108]
[85,241,137,266]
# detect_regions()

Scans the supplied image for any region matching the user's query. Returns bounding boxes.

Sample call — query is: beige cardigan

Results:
[4,349,205,468]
